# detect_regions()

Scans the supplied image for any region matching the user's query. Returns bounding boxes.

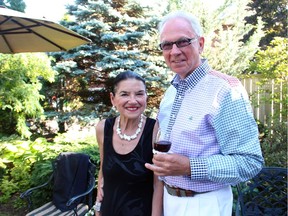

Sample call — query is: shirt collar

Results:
[171,59,211,89]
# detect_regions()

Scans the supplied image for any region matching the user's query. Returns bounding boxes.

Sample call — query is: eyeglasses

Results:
[159,37,198,51]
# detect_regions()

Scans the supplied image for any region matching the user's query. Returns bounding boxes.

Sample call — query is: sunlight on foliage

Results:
[0,53,56,138]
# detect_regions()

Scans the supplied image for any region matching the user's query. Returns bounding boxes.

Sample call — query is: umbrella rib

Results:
[0,24,40,34]
[33,31,67,51]
[7,18,67,51]
[1,16,89,48]
[0,16,10,25]
[23,17,90,42]
[1,35,13,53]
[0,8,91,53]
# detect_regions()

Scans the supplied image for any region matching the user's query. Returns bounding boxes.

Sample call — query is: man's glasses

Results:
[159,37,198,51]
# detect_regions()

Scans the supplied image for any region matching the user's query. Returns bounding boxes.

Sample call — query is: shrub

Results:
[260,120,287,168]
[0,128,100,210]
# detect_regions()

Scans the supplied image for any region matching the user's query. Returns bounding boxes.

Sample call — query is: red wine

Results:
[154,140,171,152]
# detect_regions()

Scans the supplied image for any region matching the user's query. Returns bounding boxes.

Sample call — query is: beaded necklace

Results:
[116,114,144,141]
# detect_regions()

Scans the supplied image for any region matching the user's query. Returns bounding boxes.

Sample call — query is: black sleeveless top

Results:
[101,117,156,216]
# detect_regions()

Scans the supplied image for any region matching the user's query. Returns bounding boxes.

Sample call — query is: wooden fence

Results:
[241,75,286,125]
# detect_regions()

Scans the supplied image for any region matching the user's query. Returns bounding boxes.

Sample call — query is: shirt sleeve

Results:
[190,85,264,185]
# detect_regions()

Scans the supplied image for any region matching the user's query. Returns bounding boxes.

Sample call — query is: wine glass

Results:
[153,129,171,154]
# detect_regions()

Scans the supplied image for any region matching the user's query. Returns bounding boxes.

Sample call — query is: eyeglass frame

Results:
[159,37,198,51]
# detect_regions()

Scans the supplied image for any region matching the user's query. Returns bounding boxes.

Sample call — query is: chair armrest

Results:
[20,174,53,211]
[66,175,96,207]
[20,174,53,199]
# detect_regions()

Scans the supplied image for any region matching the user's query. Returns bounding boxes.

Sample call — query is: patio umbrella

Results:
[0,6,91,53]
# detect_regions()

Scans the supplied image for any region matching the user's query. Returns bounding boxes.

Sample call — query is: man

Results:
[145,11,264,216]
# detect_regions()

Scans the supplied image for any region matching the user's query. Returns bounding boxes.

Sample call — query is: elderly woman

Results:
[94,71,163,216]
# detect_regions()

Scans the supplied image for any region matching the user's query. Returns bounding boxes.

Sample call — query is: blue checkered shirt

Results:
[157,59,264,192]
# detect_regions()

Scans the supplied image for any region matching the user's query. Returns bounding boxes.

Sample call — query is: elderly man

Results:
[145,11,263,216]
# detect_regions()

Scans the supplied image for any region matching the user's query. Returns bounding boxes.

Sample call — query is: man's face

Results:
[160,17,204,79]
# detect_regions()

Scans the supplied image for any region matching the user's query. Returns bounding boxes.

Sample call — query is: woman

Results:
[94,71,163,216]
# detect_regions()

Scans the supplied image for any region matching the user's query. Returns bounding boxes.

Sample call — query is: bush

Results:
[0,128,100,210]
[260,120,287,168]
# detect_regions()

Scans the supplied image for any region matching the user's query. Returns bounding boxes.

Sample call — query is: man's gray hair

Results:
[158,11,203,37]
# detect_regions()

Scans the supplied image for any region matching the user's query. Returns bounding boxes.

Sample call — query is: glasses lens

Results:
[160,42,173,50]
[176,39,191,48]
[159,38,195,50]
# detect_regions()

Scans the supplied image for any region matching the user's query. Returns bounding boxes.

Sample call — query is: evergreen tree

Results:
[244,0,287,49]
[0,0,25,11]
[49,0,169,119]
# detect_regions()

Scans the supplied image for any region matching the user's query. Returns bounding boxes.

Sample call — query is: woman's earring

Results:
[112,106,117,112]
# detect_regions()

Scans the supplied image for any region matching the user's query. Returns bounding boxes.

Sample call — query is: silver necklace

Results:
[116,114,144,141]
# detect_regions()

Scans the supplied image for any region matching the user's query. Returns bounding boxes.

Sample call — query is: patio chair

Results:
[235,167,287,216]
[20,152,96,216]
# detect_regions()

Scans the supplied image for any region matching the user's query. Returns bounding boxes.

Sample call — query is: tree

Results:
[0,0,57,138]
[44,0,265,126]
[246,37,287,123]
[0,54,55,138]
[48,0,169,120]
[0,0,25,11]
[244,0,287,49]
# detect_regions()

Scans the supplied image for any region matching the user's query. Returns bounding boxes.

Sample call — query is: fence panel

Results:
[241,75,286,125]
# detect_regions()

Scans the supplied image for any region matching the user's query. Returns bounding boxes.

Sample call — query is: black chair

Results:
[21,152,96,216]
[235,167,287,216]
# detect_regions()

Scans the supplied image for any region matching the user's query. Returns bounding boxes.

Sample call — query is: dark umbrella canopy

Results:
[0,6,91,53]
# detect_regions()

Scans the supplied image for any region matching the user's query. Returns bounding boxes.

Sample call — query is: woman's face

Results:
[111,78,147,120]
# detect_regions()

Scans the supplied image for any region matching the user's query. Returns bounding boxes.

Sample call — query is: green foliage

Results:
[164,0,264,76]
[207,0,263,76]
[44,0,169,120]
[0,129,100,209]
[42,0,266,123]
[0,0,26,11]
[245,0,287,48]
[247,37,288,122]
[249,38,287,79]
[260,120,287,168]
[0,54,55,138]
